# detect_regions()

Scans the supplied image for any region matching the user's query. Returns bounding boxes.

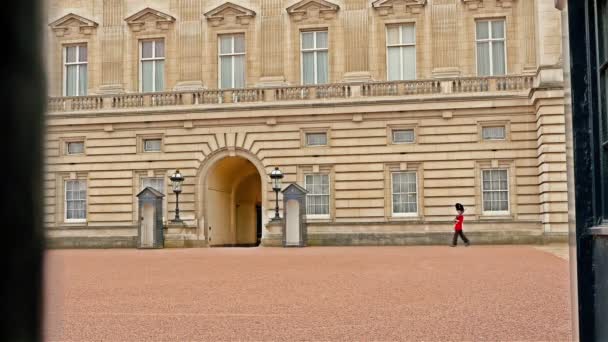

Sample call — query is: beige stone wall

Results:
[46,0,552,94]
[44,0,569,246]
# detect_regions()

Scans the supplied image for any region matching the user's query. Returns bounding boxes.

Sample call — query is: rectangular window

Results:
[65,179,86,222]
[66,141,85,155]
[141,177,164,194]
[301,30,328,85]
[386,24,416,81]
[140,39,165,92]
[219,34,246,89]
[482,169,509,214]
[482,126,506,140]
[64,44,87,96]
[476,19,506,76]
[304,174,330,217]
[143,139,162,152]
[392,129,415,143]
[306,132,328,146]
[392,172,418,216]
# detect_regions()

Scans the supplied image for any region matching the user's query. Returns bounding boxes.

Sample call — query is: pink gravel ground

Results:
[44,246,572,341]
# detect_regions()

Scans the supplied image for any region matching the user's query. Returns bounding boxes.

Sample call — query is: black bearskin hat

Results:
[455,203,465,211]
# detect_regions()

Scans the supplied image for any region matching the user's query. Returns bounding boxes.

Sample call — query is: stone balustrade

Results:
[47,75,535,113]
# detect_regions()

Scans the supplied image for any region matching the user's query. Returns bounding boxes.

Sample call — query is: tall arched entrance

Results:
[202,154,263,247]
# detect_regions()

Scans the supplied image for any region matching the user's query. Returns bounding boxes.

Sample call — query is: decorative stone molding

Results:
[49,13,98,37]
[372,0,427,16]
[125,8,176,32]
[286,0,340,21]
[462,0,515,10]
[204,2,256,27]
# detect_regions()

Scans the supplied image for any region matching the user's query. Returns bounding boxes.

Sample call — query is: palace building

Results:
[44,0,568,248]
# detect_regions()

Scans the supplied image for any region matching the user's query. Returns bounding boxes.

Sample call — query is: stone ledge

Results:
[46,236,137,249]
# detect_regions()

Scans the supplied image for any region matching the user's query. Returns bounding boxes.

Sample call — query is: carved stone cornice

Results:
[49,13,98,37]
[286,0,340,21]
[204,2,256,27]
[372,0,427,16]
[125,8,176,32]
[462,0,515,10]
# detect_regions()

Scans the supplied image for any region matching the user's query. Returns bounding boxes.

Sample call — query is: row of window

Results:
[63,19,507,96]
[63,169,510,222]
[63,126,506,156]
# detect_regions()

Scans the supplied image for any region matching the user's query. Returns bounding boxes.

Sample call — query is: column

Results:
[431,0,460,77]
[99,0,124,93]
[173,0,204,90]
[257,0,287,86]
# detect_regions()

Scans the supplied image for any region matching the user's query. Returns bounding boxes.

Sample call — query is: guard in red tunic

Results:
[451,203,470,247]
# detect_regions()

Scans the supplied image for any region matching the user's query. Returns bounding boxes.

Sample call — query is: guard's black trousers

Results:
[452,230,470,245]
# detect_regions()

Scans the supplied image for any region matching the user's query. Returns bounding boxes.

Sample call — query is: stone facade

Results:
[44,0,568,248]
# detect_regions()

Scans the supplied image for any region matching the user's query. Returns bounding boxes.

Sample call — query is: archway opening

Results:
[205,156,262,247]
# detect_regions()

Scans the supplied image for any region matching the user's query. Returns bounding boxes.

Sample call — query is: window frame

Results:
[300,29,329,85]
[481,126,507,140]
[142,138,162,153]
[66,141,85,155]
[475,19,507,76]
[304,173,331,219]
[218,33,246,89]
[385,23,417,81]
[305,132,328,147]
[391,128,416,144]
[139,38,165,93]
[391,171,419,217]
[63,44,87,96]
[64,179,87,223]
[481,168,510,216]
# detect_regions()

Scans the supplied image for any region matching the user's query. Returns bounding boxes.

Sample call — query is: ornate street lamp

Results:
[169,170,185,222]
[269,167,284,221]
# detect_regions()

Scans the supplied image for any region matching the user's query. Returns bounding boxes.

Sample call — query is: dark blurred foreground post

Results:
[565,0,608,341]
[1,0,45,341]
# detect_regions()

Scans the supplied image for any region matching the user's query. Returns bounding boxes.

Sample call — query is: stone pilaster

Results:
[173,0,204,90]
[99,0,124,94]
[431,0,460,78]
[520,0,537,73]
[258,0,286,86]
[342,0,371,82]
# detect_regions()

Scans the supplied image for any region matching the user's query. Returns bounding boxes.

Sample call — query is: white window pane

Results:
[316,31,328,49]
[482,126,506,140]
[393,129,415,143]
[220,36,232,54]
[67,142,84,154]
[78,64,87,96]
[306,133,327,146]
[234,55,245,88]
[154,40,165,58]
[66,65,77,96]
[476,21,489,40]
[402,46,416,80]
[141,61,154,92]
[142,41,153,58]
[387,47,401,81]
[387,26,399,45]
[144,139,162,152]
[78,46,87,62]
[401,25,415,44]
[302,52,315,85]
[477,42,491,76]
[302,32,314,49]
[316,51,328,84]
[66,46,77,63]
[234,34,245,53]
[155,60,164,91]
[220,56,233,88]
[492,41,506,75]
[491,21,505,39]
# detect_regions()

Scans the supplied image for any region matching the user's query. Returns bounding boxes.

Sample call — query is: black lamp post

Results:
[269,167,283,221]
[169,170,185,222]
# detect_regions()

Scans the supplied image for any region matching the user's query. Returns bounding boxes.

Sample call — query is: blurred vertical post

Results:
[0,0,45,340]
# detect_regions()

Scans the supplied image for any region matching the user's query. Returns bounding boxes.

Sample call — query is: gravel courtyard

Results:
[44,246,572,341]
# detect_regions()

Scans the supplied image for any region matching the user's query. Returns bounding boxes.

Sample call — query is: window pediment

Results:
[286,0,340,21]
[204,2,256,27]
[372,0,427,15]
[461,0,515,10]
[125,8,176,31]
[49,13,98,37]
